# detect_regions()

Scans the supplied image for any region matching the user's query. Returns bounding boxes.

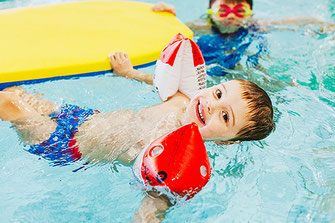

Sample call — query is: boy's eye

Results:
[223,112,228,122]
[216,89,222,99]
[236,9,245,13]
[219,8,227,13]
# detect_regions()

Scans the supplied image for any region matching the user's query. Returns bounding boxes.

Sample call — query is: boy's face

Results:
[184,80,249,141]
[209,0,252,33]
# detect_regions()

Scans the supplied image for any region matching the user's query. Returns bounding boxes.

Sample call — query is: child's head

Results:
[207,0,253,33]
[183,79,274,142]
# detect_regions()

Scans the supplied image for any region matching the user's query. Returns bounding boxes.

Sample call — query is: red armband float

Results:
[133,123,211,199]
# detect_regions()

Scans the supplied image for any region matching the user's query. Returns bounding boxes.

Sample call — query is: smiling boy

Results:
[110,51,274,144]
[0,50,275,223]
[0,51,274,166]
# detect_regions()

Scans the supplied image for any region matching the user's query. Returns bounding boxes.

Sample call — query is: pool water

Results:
[1,0,335,222]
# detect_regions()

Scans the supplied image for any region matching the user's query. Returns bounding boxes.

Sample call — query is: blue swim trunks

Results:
[27,104,97,166]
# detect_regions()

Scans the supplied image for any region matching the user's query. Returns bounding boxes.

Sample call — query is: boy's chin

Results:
[217,25,241,34]
[214,20,251,34]
[213,21,241,33]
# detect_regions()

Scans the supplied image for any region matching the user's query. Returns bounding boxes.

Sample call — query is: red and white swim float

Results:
[153,33,207,101]
[133,123,211,199]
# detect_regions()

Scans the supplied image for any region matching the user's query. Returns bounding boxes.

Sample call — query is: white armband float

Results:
[153,33,207,101]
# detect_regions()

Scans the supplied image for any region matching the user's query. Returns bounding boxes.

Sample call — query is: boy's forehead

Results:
[219,80,244,95]
[220,80,239,88]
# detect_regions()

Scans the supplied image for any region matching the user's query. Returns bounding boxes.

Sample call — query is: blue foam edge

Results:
[0,61,156,90]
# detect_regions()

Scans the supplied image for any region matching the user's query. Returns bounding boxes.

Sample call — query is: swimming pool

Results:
[1,0,335,222]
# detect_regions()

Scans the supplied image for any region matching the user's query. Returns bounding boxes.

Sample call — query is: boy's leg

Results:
[0,91,42,121]
[0,91,57,145]
[2,86,57,116]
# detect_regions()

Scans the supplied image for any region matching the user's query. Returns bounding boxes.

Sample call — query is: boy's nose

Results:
[226,12,236,20]
[207,101,213,114]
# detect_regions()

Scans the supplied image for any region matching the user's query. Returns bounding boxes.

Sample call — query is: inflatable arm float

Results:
[154,33,207,101]
[133,123,212,199]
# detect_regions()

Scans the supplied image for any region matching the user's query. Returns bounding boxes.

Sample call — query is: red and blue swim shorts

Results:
[27,104,98,166]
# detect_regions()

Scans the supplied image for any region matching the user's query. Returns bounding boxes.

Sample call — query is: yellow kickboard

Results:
[0,0,193,85]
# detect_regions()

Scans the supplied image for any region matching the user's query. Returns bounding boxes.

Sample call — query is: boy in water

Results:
[0,51,275,165]
[0,51,274,221]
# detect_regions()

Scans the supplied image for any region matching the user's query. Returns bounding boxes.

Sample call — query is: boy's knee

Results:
[0,93,22,121]
[0,93,39,121]
[2,86,24,94]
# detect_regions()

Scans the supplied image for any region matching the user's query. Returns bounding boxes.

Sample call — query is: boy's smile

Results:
[183,80,249,141]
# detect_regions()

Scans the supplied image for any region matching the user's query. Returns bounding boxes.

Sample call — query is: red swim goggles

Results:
[207,4,252,18]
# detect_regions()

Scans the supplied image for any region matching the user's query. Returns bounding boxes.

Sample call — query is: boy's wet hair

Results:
[232,79,275,141]
[209,0,253,9]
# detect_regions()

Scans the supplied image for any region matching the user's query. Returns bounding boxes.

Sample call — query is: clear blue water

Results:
[1,0,335,222]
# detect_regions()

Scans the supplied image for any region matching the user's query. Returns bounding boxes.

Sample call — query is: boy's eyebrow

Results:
[222,83,235,126]
[221,83,227,94]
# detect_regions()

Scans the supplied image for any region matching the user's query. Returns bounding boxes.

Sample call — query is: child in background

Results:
[153,0,253,34]
[152,1,335,77]
[153,0,267,77]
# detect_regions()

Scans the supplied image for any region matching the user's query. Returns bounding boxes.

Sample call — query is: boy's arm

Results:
[186,19,213,35]
[151,2,211,35]
[109,52,153,85]
[258,17,335,33]
[133,191,172,223]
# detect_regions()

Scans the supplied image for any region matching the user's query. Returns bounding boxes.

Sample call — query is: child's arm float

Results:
[109,52,153,85]
[132,122,211,222]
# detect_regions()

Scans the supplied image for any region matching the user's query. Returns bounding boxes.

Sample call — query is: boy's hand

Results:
[152,2,176,16]
[109,51,153,85]
[109,52,134,78]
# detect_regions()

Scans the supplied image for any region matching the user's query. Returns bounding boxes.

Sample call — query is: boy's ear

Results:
[214,140,241,146]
